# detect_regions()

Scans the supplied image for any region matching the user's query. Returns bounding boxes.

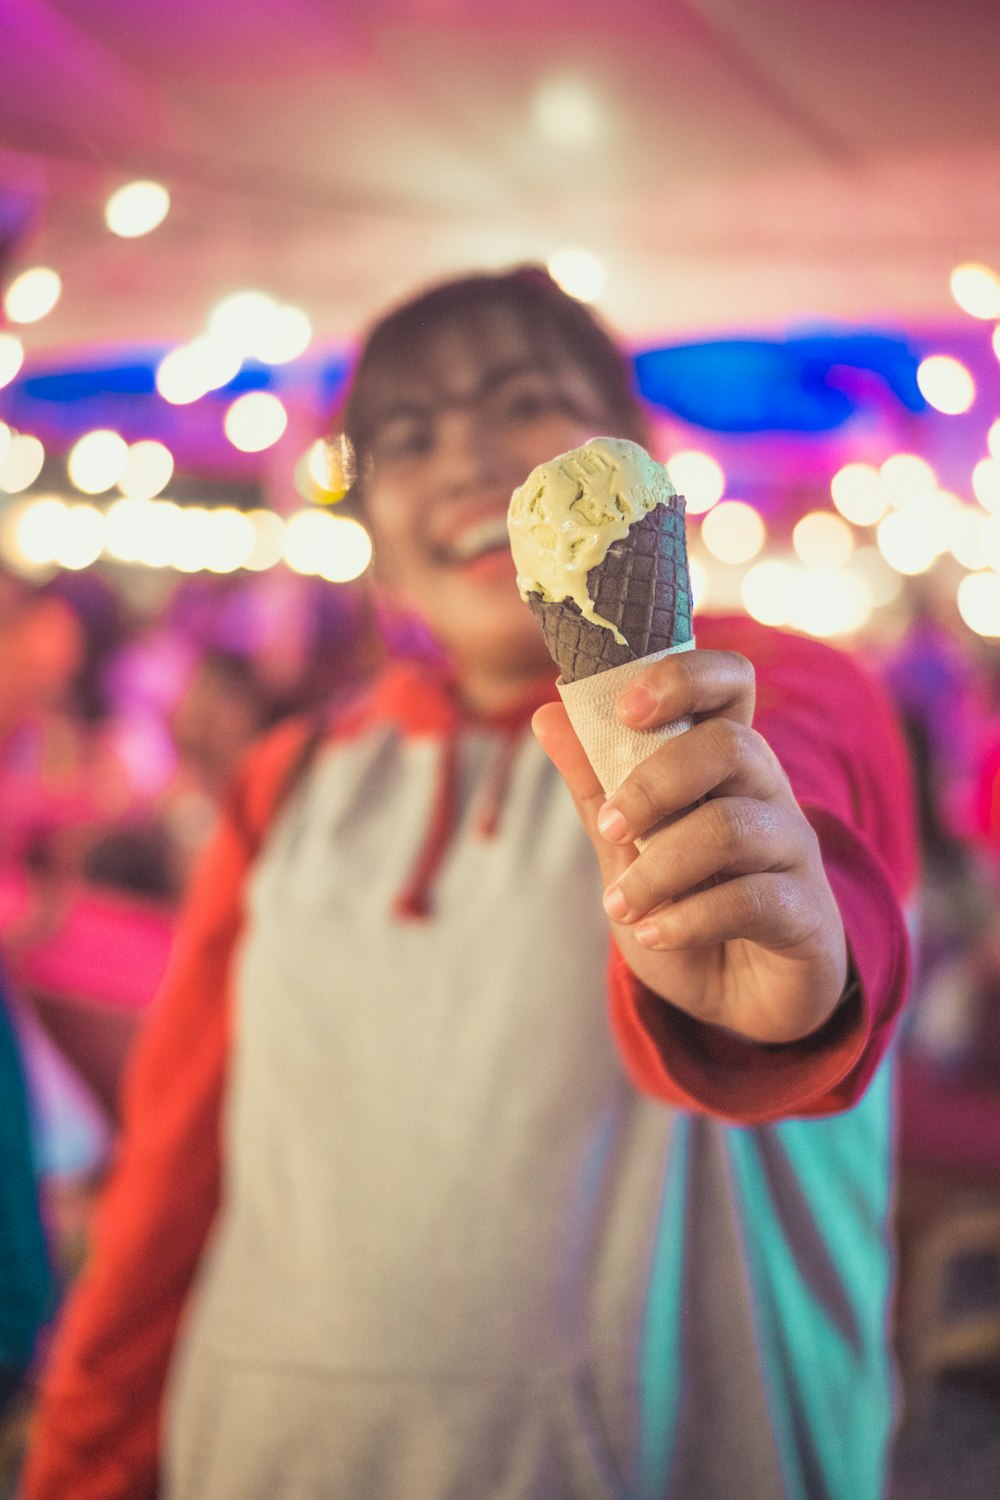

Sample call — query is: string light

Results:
[972,458,1000,513]
[958,571,1000,637]
[244,509,286,571]
[876,509,939,576]
[13,497,67,566]
[118,440,174,500]
[224,391,288,452]
[67,429,129,494]
[701,500,765,565]
[0,433,45,493]
[847,546,903,608]
[0,333,24,390]
[786,568,872,639]
[950,263,1000,320]
[4,267,61,324]
[989,419,1000,461]
[880,453,936,507]
[916,355,975,415]
[105,180,171,238]
[547,248,606,304]
[665,451,725,515]
[741,560,795,627]
[156,338,242,404]
[55,504,106,570]
[830,463,887,526]
[792,511,855,569]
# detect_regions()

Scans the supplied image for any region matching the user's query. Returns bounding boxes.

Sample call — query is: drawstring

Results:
[393,731,460,921]
[474,729,520,839]
[393,727,521,920]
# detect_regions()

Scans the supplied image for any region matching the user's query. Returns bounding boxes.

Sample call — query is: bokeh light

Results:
[950,263,1000,320]
[847,545,903,608]
[666,450,725,515]
[532,77,606,148]
[688,555,708,609]
[156,338,242,404]
[792,511,855,569]
[972,457,1000,513]
[252,305,312,364]
[957,571,1000,637]
[55,504,106,570]
[741,560,795,627]
[0,332,24,390]
[830,463,887,526]
[880,453,936,507]
[546,248,606,304]
[118,440,174,500]
[0,433,45,493]
[67,429,129,494]
[244,509,286,572]
[224,391,288,452]
[876,508,939,575]
[201,507,256,573]
[700,500,765,565]
[989,419,1000,461]
[916,354,975,415]
[13,497,67,566]
[786,567,872,638]
[4,267,62,324]
[104,180,171,238]
[283,509,373,582]
[949,506,990,570]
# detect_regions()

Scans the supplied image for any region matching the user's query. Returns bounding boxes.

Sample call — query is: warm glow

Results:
[4,267,61,324]
[253,305,312,364]
[224,391,288,452]
[67,429,129,494]
[0,332,24,390]
[876,509,939,575]
[244,509,286,572]
[880,453,936,507]
[949,506,990,570]
[118,440,174,500]
[316,516,373,583]
[0,433,45,493]
[950,264,1000,320]
[665,450,725,516]
[958,571,1000,637]
[989,419,1000,462]
[532,77,606,148]
[55,504,106,570]
[104,180,170,238]
[917,354,975,415]
[741,560,795,627]
[980,517,1000,573]
[688,555,708,609]
[972,457,1000,513]
[156,338,242,404]
[700,500,765,565]
[170,507,213,573]
[201,507,256,574]
[792,511,855,569]
[283,509,372,581]
[0,423,9,468]
[546,248,606,304]
[786,568,872,639]
[994,325,1000,364]
[14,497,67,566]
[847,546,903,608]
[830,463,887,526]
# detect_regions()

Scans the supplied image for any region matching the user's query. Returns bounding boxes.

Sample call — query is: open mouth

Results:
[436,515,511,566]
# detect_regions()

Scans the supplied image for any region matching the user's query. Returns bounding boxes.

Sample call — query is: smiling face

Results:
[358,307,631,707]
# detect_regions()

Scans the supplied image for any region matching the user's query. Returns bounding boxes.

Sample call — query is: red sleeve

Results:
[608,617,918,1125]
[20,721,312,1500]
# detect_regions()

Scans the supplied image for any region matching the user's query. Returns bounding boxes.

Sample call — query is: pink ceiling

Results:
[1,0,999,359]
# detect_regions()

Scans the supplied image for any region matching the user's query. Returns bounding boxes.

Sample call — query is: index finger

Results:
[615,649,755,731]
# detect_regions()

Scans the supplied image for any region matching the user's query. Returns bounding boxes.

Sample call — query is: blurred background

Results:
[1,3,1000,1494]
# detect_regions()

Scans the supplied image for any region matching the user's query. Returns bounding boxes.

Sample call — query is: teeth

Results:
[449,516,510,562]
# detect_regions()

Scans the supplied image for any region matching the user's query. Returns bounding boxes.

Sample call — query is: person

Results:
[20,268,916,1500]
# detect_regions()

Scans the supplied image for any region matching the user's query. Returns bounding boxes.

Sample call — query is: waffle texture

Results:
[527,499,691,681]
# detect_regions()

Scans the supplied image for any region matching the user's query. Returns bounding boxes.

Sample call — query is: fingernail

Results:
[602,885,628,920]
[596,804,628,841]
[634,920,660,947]
[617,687,655,723]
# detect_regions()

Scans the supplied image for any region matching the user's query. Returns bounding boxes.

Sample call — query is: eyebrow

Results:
[366,359,553,431]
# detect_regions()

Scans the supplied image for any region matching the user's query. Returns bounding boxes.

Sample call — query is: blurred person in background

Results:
[22,269,916,1500]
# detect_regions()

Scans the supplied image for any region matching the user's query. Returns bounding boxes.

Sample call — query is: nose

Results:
[435,407,507,496]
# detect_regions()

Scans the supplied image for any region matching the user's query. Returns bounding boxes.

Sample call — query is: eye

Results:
[371,416,434,464]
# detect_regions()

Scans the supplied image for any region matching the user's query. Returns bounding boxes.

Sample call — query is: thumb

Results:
[532,703,635,886]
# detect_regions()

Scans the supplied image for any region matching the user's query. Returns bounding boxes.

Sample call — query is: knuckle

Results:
[705,797,752,857]
[621,762,663,832]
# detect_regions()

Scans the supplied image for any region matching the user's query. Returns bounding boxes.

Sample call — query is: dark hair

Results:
[338,266,651,504]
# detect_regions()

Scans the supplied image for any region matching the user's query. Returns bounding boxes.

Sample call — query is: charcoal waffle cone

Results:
[527,499,691,682]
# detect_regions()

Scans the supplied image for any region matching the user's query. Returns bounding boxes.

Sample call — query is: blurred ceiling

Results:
[1,0,999,359]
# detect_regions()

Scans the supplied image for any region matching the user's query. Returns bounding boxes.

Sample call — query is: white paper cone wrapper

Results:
[557,639,695,849]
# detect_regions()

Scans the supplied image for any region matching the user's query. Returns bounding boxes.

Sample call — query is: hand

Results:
[533,649,849,1044]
